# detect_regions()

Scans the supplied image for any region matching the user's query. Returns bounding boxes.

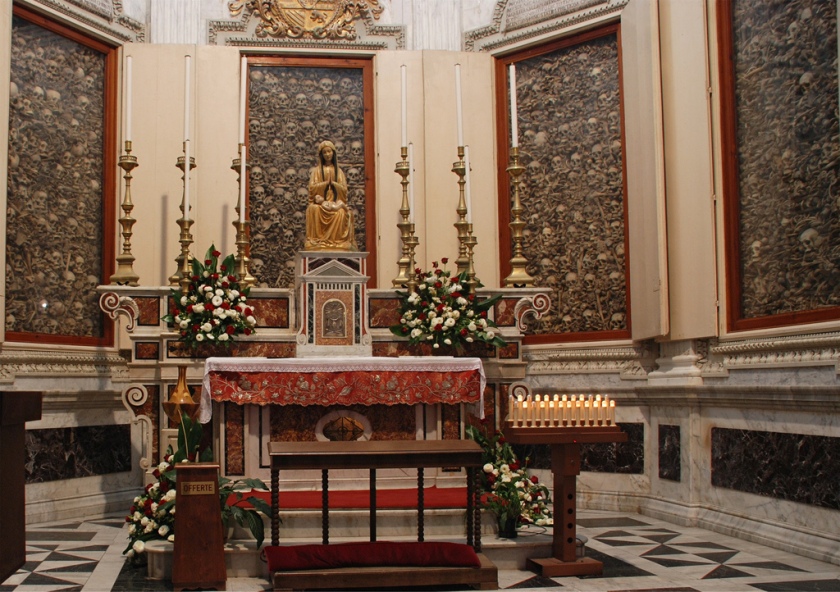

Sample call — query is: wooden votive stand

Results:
[172,463,226,591]
[505,425,627,578]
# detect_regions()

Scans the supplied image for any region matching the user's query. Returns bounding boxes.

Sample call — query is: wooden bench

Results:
[267,440,497,591]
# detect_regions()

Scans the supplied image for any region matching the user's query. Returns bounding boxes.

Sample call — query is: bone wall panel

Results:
[732,0,840,318]
[6,15,107,339]
[24,425,132,483]
[514,31,628,336]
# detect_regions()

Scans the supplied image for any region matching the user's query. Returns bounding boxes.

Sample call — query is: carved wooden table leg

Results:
[417,467,425,542]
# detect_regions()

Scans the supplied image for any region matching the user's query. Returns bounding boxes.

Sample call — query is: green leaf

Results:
[244,509,265,548]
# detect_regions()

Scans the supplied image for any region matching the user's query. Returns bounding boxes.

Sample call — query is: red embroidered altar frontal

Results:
[199,357,485,423]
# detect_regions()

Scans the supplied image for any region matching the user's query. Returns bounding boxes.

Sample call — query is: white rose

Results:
[180,296,187,306]
[203,271,210,278]
[483,463,494,473]
[246,315,257,326]
[158,524,170,537]
[193,304,205,313]
[201,322,213,332]
[230,290,239,298]
[433,343,440,348]
[168,534,175,542]
[207,334,215,340]
[408,293,419,304]
[500,464,510,473]
[218,333,229,341]
[196,334,205,341]
[418,284,426,291]
[128,524,136,535]
[140,516,149,526]
[444,338,452,345]
[457,297,467,306]
[411,328,422,338]
[150,502,158,512]
[126,549,135,558]
[133,540,145,554]
[479,318,488,328]
[486,330,495,339]
[444,318,455,327]
[179,320,188,329]
[133,511,142,521]
[165,489,176,501]
[467,310,474,317]
[215,289,224,296]
[466,337,474,342]
[468,322,477,332]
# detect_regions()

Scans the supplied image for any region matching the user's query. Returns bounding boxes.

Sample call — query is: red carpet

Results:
[247,486,468,509]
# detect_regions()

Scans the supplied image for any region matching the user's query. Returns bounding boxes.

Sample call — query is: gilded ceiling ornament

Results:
[229,0,383,40]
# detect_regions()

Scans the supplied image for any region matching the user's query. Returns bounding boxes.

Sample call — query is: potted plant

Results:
[466,423,552,538]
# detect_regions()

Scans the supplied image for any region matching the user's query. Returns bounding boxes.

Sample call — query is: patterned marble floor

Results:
[2,511,839,591]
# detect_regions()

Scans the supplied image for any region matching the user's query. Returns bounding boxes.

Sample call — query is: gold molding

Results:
[229,0,383,41]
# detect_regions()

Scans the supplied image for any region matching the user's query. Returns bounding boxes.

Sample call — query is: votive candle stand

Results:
[506,393,616,428]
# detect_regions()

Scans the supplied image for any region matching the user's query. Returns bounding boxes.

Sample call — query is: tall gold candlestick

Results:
[169,154,196,288]
[451,145,480,293]
[504,146,535,287]
[110,140,140,285]
[231,157,256,288]
[393,146,419,292]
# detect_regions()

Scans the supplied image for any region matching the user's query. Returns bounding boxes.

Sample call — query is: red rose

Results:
[435,281,443,289]
[212,273,219,280]
[244,328,252,335]
[205,259,212,265]
[226,325,235,334]
[221,282,229,289]
[206,304,215,311]
[480,311,487,318]
[221,302,230,310]
[220,265,227,272]
[435,269,443,276]
[441,257,449,264]
[434,325,443,332]
[469,294,475,301]
[186,305,193,313]
[460,329,468,336]
[245,307,253,316]
[530,475,539,484]
[191,275,199,281]
[192,325,199,332]
[402,326,409,333]
[432,261,438,268]
[212,250,221,257]
[228,275,236,282]
[415,267,423,274]
[510,461,520,471]
[487,474,496,485]
[452,292,461,299]
[419,313,427,320]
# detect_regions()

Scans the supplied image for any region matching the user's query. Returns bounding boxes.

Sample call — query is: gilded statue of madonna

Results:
[305,140,357,251]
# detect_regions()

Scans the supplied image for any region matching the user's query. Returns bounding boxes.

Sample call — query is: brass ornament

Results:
[229,0,383,40]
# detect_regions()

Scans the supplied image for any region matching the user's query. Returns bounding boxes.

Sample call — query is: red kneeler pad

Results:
[264,541,482,571]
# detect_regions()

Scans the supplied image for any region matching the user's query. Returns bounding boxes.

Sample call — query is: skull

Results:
[299,167,310,183]
[329,93,342,108]
[252,185,266,201]
[294,93,308,109]
[346,167,362,184]
[339,77,353,92]
[561,315,574,330]
[284,168,297,184]
[319,77,334,93]
[249,119,261,135]
[333,140,345,157]
[582,308,597,328]
[587,117,599,133]
[341,118,354,136]
[799,228,822,252]
[565,272,578,288]
[317,119,331,137]
[609,271,623,290]
[46,60,60,77]
[610,312,625,330]
[284,121,298,137]
[250,166,264,185]
[277,93,290,108]
[45,89,61,103]
[311,93,327,109]
[300,120,316,138]
[350,140,363,160]
[262,119,276,135]
[750,240,762,260]
[345,94,362,111]
[583,273,596,291]
[272,139,284,154]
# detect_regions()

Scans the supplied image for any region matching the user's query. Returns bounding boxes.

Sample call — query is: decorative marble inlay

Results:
[441,403,461,441]
[315,290,352,346]
[7,14,109,340]
[167,340,295,359]
[494,298,519,327]
[247,63,368,289]
[498,342,519,360]
[250,296,289,328]
[270,404,415,442]
[225,403,245,476]
[658,424,681,482]
[731,0,840,319]
[712,428,840,510]
[25,425,131,483]
[134,342,160,361]
[368,297,401,328]
[134,297,161,326]
[513,30,628,337]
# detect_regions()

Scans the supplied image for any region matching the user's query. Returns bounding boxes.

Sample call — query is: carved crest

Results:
[229,0,383,40]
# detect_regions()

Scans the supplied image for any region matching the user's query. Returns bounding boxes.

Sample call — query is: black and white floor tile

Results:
[2,511,839,591]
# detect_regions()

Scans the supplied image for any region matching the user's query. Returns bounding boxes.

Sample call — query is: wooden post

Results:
[172,463,226,591]
[0,392,42,583]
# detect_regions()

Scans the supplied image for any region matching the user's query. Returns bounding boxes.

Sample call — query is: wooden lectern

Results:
[0,391,42,583]
[506,426,627,577]
[172,463,226,591]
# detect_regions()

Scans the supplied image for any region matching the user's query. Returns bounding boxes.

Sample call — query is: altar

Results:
[199,356,487,488]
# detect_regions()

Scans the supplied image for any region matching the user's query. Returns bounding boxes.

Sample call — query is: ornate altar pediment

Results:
[229,0,383,40]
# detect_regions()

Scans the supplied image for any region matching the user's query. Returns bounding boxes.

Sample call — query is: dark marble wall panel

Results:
[658,424,681,482]
[25,425,131,483]
[711,428,840,510]
[134,342,159,361]
[732,0,840,317]
[514,31,627,335]
[580,422,644,474]
[6,14,109,339]
[269,404,416,442]
[441,403,461,441]
[247,65,368,289]
[225,403,245,476]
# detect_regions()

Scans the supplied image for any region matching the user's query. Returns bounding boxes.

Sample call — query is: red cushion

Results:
[264,541,481,572]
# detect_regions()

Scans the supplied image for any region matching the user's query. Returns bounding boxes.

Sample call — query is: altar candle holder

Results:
[393,145,419,292]
[169,151,196,292]
[231,155,257,289]
[452,146,479,293]
[504,146,535,287]
[110,140,140,285]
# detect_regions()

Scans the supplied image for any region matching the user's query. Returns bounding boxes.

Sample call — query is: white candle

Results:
[408,142,415,222]
[508,64,518,148]
[609,400,616,425]
[549,400,556,425]
[125,55,132,143]
[539,401,546,427]
[239,144,246,223]
[454,63,463,147]
[464,145,472,223]
[401,64,407,148]
[184,140,191,218]
[184,55,191,142]
[239,55,247,145]
[584,400,591,426]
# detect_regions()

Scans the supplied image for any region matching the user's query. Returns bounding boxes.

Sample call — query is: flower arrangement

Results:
[124,415,271,560]
[389,258,506,351]
[162,244,256,348]
[466,423,552,534]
